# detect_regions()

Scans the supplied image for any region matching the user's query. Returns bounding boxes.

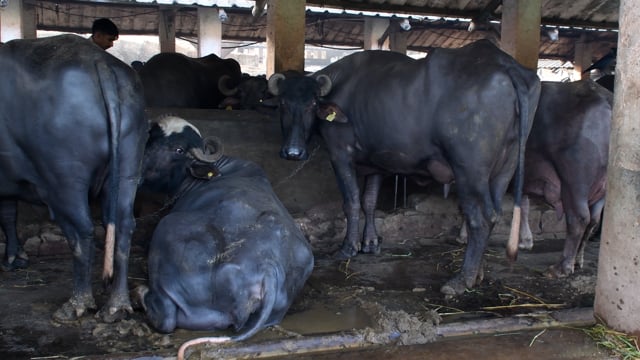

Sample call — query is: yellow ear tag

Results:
[207,172,214,178]
[326,111,336,122]
[225,105,233,111]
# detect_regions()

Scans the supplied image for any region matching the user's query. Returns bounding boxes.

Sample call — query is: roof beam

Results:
[305,0,618,30]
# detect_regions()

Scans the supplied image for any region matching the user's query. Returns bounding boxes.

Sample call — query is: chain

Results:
[273,144,321,189]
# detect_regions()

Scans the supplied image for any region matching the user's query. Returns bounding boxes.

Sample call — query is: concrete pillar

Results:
[594,0,640,339]
[500,0,541,70]
[159,7,176,53]
[266,0,305,76]
[198,7,222,57]
[389,20,408,54]
[364,17,389,50]
[22,0,36,39]
[574,33,592,80]
[0,0,23,42]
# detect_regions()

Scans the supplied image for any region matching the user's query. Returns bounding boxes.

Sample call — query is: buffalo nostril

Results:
[281,147,308,160]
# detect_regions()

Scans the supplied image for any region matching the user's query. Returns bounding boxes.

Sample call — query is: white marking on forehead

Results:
[156,116,201,137]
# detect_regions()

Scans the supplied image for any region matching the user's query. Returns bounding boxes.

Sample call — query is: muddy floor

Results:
[0,186,611,359]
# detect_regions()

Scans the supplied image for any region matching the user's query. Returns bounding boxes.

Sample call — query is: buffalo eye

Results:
[175,147,185,155]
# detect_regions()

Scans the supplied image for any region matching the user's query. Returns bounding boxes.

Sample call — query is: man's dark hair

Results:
[92,18,119,37]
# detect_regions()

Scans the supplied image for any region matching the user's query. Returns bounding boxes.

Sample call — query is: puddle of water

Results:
[280,304,372,335]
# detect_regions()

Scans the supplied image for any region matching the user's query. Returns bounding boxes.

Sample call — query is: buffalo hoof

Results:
[98,307,129,323]
[440,276,468,299]
[131,285,149,311]
[332,245,358,260]
[98,296,134,323]
[361,236,382,255]
[544,263,572,279]
[52,295,97,323]
[1,255,30,272]
[518,236,534,250]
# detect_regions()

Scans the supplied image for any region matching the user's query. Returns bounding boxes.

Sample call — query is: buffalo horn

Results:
[218,75,238,96]
[316,74,332,97]
[267,73,286,96]
[190,136,224,163]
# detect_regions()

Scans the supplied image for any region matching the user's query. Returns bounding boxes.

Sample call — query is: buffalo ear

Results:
[316,102,348,123]
[188,162,221,180]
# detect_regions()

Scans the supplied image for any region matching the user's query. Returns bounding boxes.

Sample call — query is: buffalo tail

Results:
[506,69,539,262]
[95,61,122,281]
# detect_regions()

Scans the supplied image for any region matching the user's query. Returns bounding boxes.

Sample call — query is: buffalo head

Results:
[268,72,341,160]
[141,115,223,195]
[219,74,274,110]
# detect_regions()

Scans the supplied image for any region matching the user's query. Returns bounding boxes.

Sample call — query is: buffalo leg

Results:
[48,196,97,322]
[97,177,139,323]
[441,194,496,296]
[361,174,382,254]
[576,197,605,270]
[0,200,29,271]
[518,196,534,250]
[330,157,361,259]
[546,199,591,278]
[137,285,179,333]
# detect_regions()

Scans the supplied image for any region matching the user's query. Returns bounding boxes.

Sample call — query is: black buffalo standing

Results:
[458,79,613,278]
[138,52,242,108]
[268,40,541,296]
[0,34,148,322]
[135,116,314,348]
[521,80,613,276]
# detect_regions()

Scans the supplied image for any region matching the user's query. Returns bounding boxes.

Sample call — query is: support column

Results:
[594,0,640,339]
[500,0,541,69]
[22,1,36,39]
[389,20,408,54]
[574,33,592,79]
[364,17,389,50]
[198,6,222,57]
[159,7,176,53]
[0,0,23,42]
[266,0,305,76]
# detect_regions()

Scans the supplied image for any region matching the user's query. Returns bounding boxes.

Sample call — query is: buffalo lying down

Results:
[135,116,314,345]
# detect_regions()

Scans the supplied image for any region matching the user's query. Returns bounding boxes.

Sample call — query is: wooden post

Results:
[594,0,640,339]
[574,33,592,79]
[389,20,408,54]
[198,6,222,57]
[22,0,36,39]
[159,7,176,53]
[266,0,305,76]
[500,0,541,69]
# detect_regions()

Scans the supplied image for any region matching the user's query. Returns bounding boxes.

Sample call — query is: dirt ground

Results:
[0,185,606,359]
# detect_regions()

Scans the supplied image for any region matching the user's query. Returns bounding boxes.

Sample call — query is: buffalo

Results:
[458,79,612,277]
[0,34,148,322]
[268,40,541,296]
[134,116,314,346]
[219,73,277,110]
[138,52,242,108]
[522,80,612,276]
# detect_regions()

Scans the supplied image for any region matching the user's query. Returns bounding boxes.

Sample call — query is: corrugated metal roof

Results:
[32,0,618,62]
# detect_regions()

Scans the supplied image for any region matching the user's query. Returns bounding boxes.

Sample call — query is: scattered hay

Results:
[582,323,640,360]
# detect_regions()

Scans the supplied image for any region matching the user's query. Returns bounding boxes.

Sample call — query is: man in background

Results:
[90,18,119,50]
